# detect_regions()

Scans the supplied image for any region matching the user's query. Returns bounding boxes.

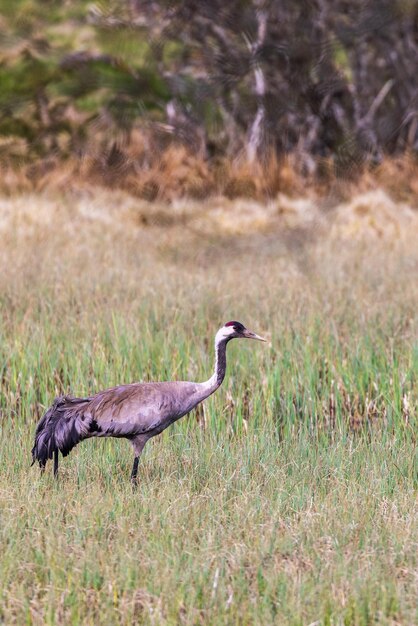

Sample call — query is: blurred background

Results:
[1,0,418,198]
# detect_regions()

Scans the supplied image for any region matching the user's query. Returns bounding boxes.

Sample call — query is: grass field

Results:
[0,190,417,625]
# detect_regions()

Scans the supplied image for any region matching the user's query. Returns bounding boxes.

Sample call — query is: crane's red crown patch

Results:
[225,321,245,331]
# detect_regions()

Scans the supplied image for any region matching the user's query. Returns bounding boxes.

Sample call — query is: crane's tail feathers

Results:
[31,395,92,468]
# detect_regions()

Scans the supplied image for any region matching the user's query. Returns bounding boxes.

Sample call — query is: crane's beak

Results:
[243,328,267,342]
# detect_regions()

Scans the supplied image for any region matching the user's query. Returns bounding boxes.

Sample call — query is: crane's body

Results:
[31,321,266,482]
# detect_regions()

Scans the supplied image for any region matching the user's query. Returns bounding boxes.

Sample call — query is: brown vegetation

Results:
[1,145,418,207]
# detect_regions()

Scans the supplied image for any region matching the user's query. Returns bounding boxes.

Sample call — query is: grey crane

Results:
[31,321,266,482]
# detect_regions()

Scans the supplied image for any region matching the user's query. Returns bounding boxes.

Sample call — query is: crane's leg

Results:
[130,435,148,486]
[131,457,139,482]
[53,449,59,478]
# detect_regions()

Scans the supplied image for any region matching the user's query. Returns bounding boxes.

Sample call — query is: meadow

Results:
[0,189,417,625]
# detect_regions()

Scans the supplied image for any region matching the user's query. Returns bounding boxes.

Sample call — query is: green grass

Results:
[0,193,417,624]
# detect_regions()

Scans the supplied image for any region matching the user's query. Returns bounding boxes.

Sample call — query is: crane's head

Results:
[217,321,266,343]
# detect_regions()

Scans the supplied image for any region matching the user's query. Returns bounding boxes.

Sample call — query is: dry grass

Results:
[2,142,418,205]
[1,184,417,240]
[0,187,417,624]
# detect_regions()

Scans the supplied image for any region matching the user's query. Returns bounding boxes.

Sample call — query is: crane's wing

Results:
[86,381,201,437]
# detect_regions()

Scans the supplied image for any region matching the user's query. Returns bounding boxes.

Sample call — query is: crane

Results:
[31,321,266,482]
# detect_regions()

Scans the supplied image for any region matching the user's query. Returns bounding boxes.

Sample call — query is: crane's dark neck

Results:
[198,336,229,400]
[214,337,228,386]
